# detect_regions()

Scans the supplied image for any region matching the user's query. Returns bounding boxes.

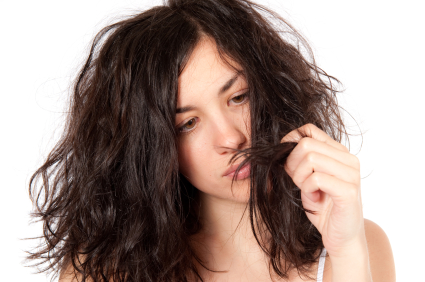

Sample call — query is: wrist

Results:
[329,239,373,282]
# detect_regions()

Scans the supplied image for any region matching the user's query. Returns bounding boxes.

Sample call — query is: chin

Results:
[194,177,251,203]
[220,179,251,203]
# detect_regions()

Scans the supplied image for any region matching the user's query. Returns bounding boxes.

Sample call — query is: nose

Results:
[213,115,249,155]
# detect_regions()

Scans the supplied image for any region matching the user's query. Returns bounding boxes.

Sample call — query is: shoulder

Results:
[363,218,396,282]
[58,266,80,282]
[323,218,396,282]
[58,256,93,282]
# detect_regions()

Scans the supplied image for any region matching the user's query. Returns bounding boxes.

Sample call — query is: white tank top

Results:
[316,248,327,282]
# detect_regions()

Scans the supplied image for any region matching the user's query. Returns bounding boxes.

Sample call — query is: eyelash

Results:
[177,91,249,135]
[228,92,249,106]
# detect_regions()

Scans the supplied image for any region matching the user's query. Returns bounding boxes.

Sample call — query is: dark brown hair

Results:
[27,0,350,281]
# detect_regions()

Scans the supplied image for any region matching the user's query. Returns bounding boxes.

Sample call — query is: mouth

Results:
[223,162,251,180]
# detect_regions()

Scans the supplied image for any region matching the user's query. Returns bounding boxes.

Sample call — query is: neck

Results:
[190,191,271,276]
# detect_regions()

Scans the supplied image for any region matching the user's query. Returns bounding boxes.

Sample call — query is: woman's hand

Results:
[281,123,366,258]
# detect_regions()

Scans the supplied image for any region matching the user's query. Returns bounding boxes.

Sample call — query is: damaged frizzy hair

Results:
[27,0,350,281]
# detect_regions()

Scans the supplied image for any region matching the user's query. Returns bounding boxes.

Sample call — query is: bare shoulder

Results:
[364,218,396,282]
[323,218,396,282]
[58,258,94,282]
[58,264,81,282]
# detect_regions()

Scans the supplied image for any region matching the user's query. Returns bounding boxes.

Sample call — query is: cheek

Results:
[177,138,207,177]
[244,109,251,136]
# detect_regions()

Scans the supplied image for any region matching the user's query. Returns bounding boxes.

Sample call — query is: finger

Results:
[281,123,348,153]
[293,137,360,171]
[300,171,359,204]
[290,152,360,187]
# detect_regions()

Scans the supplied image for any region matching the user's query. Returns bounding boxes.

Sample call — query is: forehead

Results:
[177,37,244,105]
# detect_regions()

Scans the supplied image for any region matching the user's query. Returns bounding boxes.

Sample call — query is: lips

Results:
[223,162,251,179]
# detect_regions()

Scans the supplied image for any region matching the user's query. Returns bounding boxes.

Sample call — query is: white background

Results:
[1,0,424,280]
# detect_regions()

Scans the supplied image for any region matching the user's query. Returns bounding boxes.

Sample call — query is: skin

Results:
[175,36,396,282]
[59,36,396,282]
[176,36,268,280]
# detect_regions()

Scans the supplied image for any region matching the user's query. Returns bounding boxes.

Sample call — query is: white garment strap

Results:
[316,248,327,282]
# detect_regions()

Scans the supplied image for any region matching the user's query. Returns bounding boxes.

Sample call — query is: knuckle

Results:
[351,154,361,169]
[305,151,317,164]
[355,171,361,186]
[305,123,317,131]
[310,172,322,187]
[345,183,359,200]
[341,144,350,153]
[297,123,317,138]
[303,123,317,136]
[347,166,360,185]
[298,137,313,151]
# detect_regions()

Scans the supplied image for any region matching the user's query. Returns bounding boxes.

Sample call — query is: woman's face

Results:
[177,37,251,203]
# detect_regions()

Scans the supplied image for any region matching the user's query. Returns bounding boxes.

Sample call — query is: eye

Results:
[178,117,197,133]
[229,92,249,105]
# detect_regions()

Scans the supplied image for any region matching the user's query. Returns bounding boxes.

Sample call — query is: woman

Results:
[27,0,395,281]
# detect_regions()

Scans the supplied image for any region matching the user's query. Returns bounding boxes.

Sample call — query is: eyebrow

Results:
[176,73,240,114]
[219,73,240,95]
